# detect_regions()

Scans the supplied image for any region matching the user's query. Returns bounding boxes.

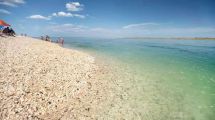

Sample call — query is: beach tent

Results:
[0,20,10,26]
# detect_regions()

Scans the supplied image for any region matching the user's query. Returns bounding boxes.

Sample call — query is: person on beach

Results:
[2,27,9,35]
[2,27,15,36]
[41,36,44,40]
[9,28,15,36]
[58,37,64,45]
[56,37,59,43]
[45,35,51,42]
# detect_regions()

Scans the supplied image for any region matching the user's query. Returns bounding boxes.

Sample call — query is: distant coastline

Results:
[122,37,215,40]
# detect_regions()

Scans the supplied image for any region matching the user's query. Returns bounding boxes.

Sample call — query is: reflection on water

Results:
[64,37,215,120]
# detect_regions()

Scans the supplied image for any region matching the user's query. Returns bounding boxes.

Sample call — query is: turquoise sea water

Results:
[63,37,215,119]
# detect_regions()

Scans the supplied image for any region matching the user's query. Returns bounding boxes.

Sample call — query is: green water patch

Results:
[64,38,215,119]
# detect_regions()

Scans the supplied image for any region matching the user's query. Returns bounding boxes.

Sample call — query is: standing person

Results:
[45,35,48,41]
[56,37,60,43]
[2,27,10,35]
[45,35,51,42]
[60,37,64,45]
[41,36,44,40]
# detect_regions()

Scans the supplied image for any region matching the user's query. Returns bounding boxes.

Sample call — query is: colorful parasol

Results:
[0,20,10,26]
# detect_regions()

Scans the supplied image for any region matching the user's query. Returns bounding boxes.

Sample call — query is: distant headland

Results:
[122,37,215,40]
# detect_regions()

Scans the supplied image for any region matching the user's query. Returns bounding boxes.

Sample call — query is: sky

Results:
[0,0,215,38]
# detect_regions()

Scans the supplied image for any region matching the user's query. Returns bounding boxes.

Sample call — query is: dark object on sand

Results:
[0,20,13,37]
[9,28,16,36]
[45,35,51,42]
[2,27,16,36]
[2,27,9,34]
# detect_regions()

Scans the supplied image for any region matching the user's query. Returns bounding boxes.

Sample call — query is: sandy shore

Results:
[1,36,180,120]
[0,36,114,119]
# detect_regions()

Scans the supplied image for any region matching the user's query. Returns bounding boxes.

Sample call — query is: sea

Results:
[60,37,215,120]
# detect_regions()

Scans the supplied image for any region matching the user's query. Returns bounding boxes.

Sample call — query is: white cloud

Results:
[72,14,85,19]
[52,12,73,17]
[122,23,215,37]
[48,23,87,33]
[0,9,11,14]
[52,11,85,18]
[46,23,121,38]
[123,23,159,29]
[66,2,83,11]
[27,15,51,20]
[0,0,25,7]
[34,22,215,38]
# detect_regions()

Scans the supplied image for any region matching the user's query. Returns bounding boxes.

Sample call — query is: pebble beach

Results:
[0,36,115,119]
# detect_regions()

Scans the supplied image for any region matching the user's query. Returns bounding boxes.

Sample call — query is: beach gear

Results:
[0,20,10,26]
[0,25,4,30]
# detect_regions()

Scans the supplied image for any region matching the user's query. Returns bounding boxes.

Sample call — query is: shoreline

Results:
[0,36,115,119]
[2,36,214,119]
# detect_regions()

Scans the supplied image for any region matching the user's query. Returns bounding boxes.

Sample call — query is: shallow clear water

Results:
[62,37,215,119]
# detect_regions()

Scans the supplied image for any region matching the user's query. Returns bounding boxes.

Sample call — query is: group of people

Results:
[0,26,64,46]
[41,35,51,42]
[56,37,64,45]
[20,33,27,37]
[1,27,16,36]
[41,35,64,45]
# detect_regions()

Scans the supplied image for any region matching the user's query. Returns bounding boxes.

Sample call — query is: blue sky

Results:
[0,0,215,38]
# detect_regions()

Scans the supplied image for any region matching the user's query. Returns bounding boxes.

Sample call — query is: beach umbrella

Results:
[0,20,10,26]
